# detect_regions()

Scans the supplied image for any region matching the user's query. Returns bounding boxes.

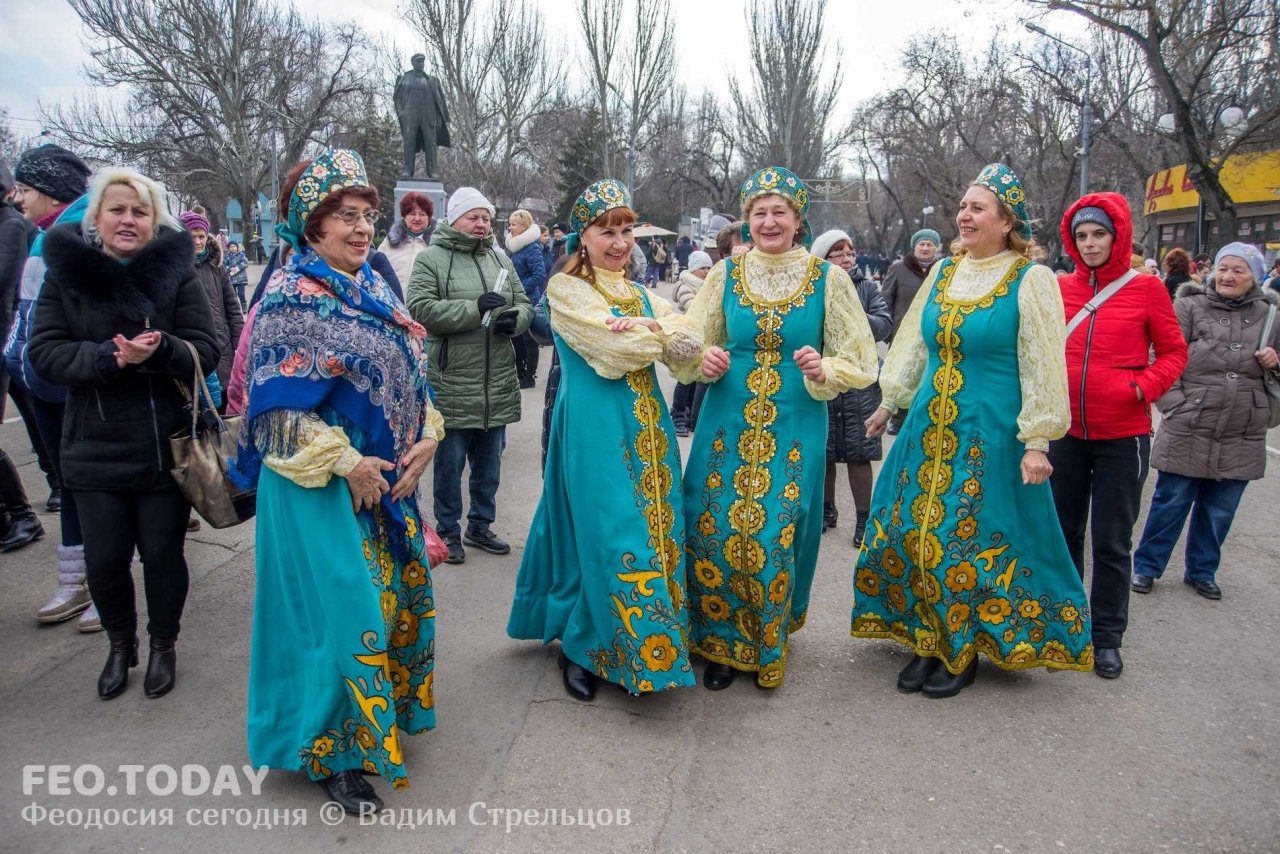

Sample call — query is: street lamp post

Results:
[1026,23,1093,197]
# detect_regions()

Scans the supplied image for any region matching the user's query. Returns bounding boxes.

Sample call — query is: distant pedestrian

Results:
[505,209,547,389]
[224,240,249,308]
[377,191,434,287]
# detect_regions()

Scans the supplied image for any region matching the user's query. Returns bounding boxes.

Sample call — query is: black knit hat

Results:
[1070,205,1115,237]
[14,144,91,203]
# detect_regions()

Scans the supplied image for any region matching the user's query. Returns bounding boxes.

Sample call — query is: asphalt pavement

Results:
[1,279,1277,852]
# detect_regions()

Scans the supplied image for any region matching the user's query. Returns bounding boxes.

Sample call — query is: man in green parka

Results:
[407,187,533,564]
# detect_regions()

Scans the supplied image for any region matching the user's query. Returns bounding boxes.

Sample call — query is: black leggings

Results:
[75,486,192,640]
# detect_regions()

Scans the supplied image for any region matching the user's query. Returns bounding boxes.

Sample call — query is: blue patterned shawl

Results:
[229,248,433,548]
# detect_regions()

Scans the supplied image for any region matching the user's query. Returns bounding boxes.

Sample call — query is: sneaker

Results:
[519,376,536,389]
[463,527,511,555]
[187,518,201,532]
[443,536,466,565]
[77,603,103,633]
[36,583,92,624]
[45,488,62,513]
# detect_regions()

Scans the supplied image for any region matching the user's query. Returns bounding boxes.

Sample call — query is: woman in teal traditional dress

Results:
[854,164,1094,699]
[678,167,879,691]
[231,150,443,814]
[508,180,703,701]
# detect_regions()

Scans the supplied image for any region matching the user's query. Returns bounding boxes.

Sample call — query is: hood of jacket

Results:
[430,221,495,255]
[506,224,541,254]
[195,235,223,268]
[1060,192,1134,285]
[43,224,195,323]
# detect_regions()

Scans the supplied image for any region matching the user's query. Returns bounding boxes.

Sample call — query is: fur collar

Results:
[43,224,195,322]
[386,218,434,248]
[196,237,223,268]
[505,224,541,254]
[1177,279,1280,306]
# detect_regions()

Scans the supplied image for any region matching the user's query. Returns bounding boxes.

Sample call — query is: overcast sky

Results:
[0,0,1087,149]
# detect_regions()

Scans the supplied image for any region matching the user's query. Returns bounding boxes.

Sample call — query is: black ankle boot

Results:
[896,654,940,693]
[822,502,838,532]
[703,662,735,690]
[558,650,596,701]
[99,632,139,700]
[853,511,869,549]
[0,450,43,552]
[921,658,978,699]
[144,638,177,698]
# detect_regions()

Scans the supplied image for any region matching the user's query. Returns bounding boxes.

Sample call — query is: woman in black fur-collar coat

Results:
[29,168,218,702]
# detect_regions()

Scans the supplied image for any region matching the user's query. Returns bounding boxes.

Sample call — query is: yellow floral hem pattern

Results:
[849,618,1093,674]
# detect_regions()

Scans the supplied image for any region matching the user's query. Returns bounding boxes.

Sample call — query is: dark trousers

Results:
[75,486,192,640]
[513,332,540,382]
[1133,472,1248,584]
[1048,434,1150,649]
[21,393,81,546]
[671,381,696,426]
[433,426,505,538]
[7,382,59,491]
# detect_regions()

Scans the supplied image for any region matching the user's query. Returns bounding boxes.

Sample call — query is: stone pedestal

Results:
[395,177,447,223]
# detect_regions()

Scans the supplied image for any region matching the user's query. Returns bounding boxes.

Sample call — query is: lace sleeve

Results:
[263,413,363,488]
[1016,265,1071,451]
[878,264,942,412]
[649,292,705,376]
[670,262,728,384]
[547,274,665,379]
[804,265,879,400]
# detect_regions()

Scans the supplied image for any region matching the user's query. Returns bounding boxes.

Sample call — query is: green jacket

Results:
[407,223,534,430]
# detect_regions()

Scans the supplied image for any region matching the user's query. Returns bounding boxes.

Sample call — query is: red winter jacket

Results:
[1059,193,1187,440]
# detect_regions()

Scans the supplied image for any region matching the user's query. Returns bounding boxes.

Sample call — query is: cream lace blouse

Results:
[546,268,704,378]
[263,407,445,488]
[878,250,1069,452]
[674,247,878,400]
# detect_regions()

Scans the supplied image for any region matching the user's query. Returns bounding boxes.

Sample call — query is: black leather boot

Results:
[99,630,139,700]
[822,502,838,532]
[317,770,384,815]
[896,654,940,693]
[144,638,177,698]
[558,650,596,701]
[853,511,869,549]
[0,450,43,552]
[921,658,978,699]
[703,662,735,690]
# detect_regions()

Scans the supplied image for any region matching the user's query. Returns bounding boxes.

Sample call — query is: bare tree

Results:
[617,0,675,190]
[576,0,623,176]
[1028,0,1280,241]
[45,0,376,227]
[731,0,844,176]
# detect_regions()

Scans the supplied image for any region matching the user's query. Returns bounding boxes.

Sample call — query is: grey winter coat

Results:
[1151,282,1280,481]
[826,274,892,462]
[406,222,534,430]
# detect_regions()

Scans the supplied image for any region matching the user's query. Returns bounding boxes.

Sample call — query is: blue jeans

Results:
[432,426,505,539]
[1132,472,1249,583]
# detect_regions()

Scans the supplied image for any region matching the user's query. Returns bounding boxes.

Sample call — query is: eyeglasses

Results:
[332,209,381,227]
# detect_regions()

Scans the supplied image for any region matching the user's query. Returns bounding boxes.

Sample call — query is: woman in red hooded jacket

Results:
[1049,193,1187,680]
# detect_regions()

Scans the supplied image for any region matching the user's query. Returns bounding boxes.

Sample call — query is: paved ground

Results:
[2,281,1278,851]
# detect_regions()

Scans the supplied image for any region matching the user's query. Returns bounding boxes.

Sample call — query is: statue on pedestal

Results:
[394,54,451,179]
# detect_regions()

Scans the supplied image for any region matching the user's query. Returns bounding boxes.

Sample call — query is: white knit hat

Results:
[688,250,713,271]
[446,187,495,225]
[811,229,853,262]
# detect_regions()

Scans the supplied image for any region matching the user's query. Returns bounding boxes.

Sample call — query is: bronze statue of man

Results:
[394,54,451,178]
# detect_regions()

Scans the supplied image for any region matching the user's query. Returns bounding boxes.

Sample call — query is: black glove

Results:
[492,309,519,336]
[477,291,507,312]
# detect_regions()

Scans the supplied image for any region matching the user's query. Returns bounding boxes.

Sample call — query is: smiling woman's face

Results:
[583,220,635,272]
[747,195,799,254]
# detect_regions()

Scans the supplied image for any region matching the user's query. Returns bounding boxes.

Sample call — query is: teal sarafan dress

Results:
[508,269,700,694]
[681,248,878,688]
[851,255,1094,673]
